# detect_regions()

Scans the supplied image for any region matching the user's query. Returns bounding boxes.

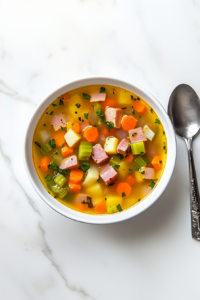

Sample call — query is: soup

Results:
[32,85,167,215]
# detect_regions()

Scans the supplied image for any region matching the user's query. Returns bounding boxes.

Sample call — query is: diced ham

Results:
[140,167,156,180]
[91,144,109,164]
[117,139,129,156]
[100,164,118,185]
[75,194,87,204]
[81,123,90,131]
[142,186,152,196]
[51,114,66,131]
[105,107,122,128]
[129,127,147,143]
[90,92,106,102]
[60,155,79,170]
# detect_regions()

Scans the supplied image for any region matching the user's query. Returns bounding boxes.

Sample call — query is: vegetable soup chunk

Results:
[32,84,167,215]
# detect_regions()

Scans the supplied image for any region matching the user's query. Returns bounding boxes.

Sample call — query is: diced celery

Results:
[132,156,149,171]
[51,184,61,194]
[62,191,73,202]
[40,143,51,155]
[54,173,67,187]
[107,205,117,214]
[58,188,69,199]
[109,156,120,167]
[78,141,92,161]
[131,141,146,155]
[47,180,55,189]
[53,151,63,165]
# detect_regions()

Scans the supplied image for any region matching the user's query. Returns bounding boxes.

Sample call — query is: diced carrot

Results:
[83,126,99,142]
[121,115,137,131]
[126,175,136,185]
[151,155,163,170]
[40,157,50,172]
[61,145,73,157]
[102,99,117,110]
[77,203,87,211]
[52,130,65,147]
[125,153,133,163]
[70,169,84,183]
[134,101,146,114]
[101,128,114,136]
[69,182,81,192]
[72,123,81,133]
[117,182,132,197]
[94,202,107,214]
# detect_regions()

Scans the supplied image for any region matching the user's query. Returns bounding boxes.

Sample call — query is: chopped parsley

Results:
[150,108,153,113]
[138,199,140,202]
[141,170,145,174]
[114,164,120,169]
[108,182,115,187]
[48,162,59,170]
[45,175,52,181]
[132,110,135,115]
[83,93,91,100]
[140,151,144,155]
[60,126,65,131]
[96,110,105,119]
[75,103,81,108]
[80,162,90,172]
[55,151,58,155]
[155,119,160,124]
[104,121,114,131]
[100,87,105,93]
[129,169,132,172]
[159,160,162,164]
[59,99,64,105]
[84,113,89,119]
[49,139,56,148]
[117,204,123,212]
[122,192,126,197]
[122,107,127,110]
[137,97,140,100]
[149,180,155,189]
[118,153,124,160]
[43,124,46,126]
[163,145,166,150]
[35,141,41,148]
[163,131,165,135]
[59,168,69,175]
[49,111,54,115]
[52,103,57,107]
[131,95,136,101]
[78,117,81,121]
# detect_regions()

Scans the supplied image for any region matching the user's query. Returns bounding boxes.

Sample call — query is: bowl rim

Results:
[24,76,176,224]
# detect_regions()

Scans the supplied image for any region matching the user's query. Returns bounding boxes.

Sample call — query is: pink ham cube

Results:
[100,164,118,185]
[129,127,147,144]
[60,155,79,170]
[90,92,106,102]
[91,144,109,164]
[140,167,156,180]
[105,107,122,128]
[117,139,129,157]
[51,114,66,131]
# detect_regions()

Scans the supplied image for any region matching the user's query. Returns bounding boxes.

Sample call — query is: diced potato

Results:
[106,195,122,207]
[104,137,119,155]
[107,205,117,214]
[82,165,99,187]
[117,161,129,180]
[134,171,143,183]
[64,129,81,147]
[118,90,132,105]
[143,125,155,141]
[86,182,103,197]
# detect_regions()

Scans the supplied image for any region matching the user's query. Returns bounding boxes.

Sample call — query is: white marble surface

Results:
[1,0,200,299]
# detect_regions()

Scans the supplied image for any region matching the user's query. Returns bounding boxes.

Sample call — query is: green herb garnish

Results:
[76,103,81,108]
[45,175,52,181]
[59,168,69,175]
[149,181,155,189]
[80,162,90,172]
[43,124,46,126]
[52,103,57,107]
[49,139,56,148]
[132,110,135,115]
[155,119,160,124]
[83,93,91,100]
[100,87,105,93]
[78,117,81,121]
[84,113,89,119]
[59,99,64,105]
[117,153,124,160]
[108,182,115,187]
[114,164,120,169]
[141,170,145,174]
[122,107,127,110]
[163,131,165,135]
[35,141,41,148]
[50,111,54,115]
[117,204,123,212]
[122,192,126,197]
[104,121,114,131]
[150,108,153,113]
[60,126,65,131]
[131,95,136,101]
[48,162,59,170]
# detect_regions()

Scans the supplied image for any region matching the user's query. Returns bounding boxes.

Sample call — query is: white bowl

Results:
[24,77,176,224]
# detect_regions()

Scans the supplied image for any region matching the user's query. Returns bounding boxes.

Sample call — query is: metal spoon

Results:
[168,84,200,241]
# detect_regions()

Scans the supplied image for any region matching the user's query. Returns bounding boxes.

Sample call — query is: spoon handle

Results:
[184,138,200,241]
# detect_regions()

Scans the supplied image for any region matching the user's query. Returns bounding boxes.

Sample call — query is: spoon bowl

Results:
[168,84,200,241]
[168,84,200,139]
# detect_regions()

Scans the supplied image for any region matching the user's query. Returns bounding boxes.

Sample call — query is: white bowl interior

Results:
[24,77,176,224]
